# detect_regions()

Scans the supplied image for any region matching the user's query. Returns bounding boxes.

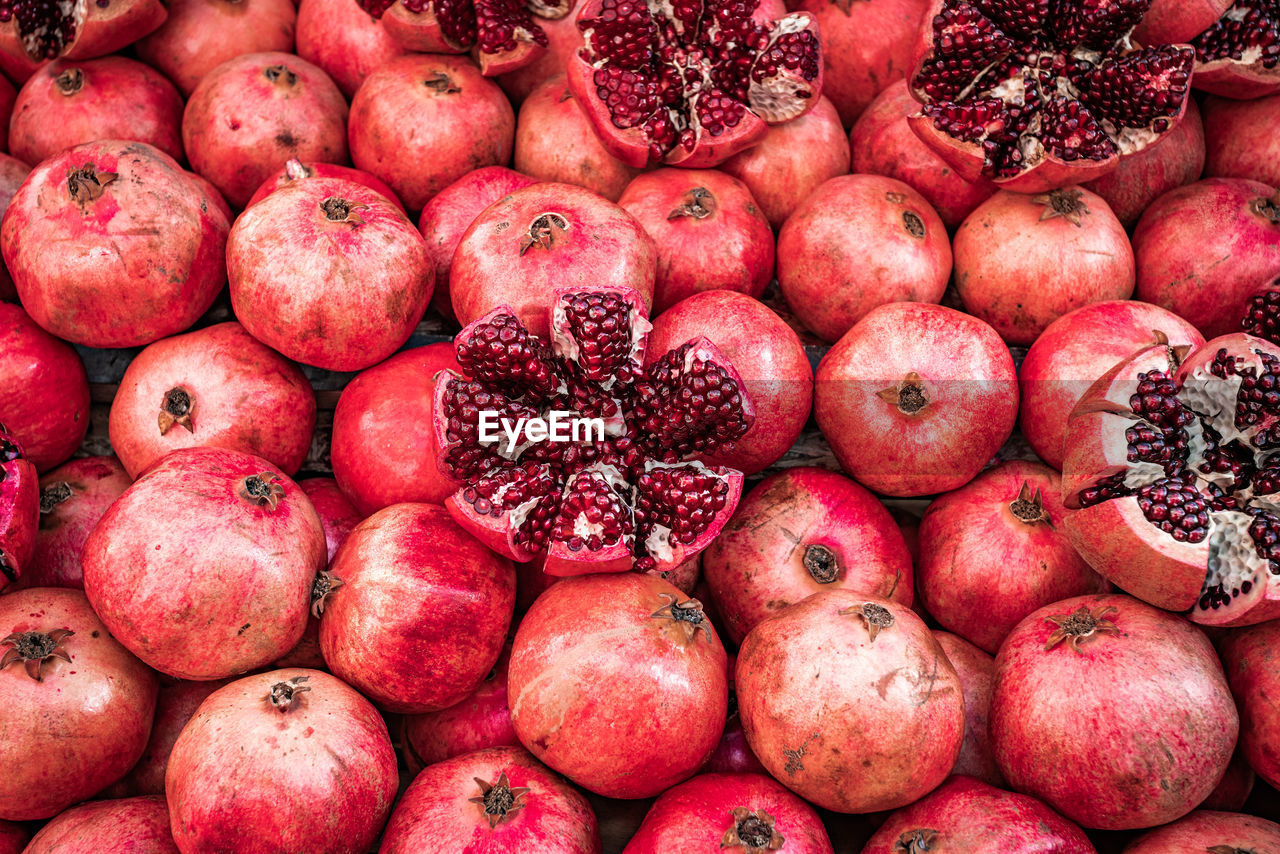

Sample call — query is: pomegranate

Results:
[450,182,657,337]
[330,343,462,514]
[952,187,1136,346]
[932,631,1004,786]
[166,669,399,853]
[418,166,540,323]
[299,478,361,563]
[909,0,1196,193]
[246,158,405,211]
[703,467,913,644]
[0,302,90,472]
[227,177,434,372]
[644,289,810,474]
[380,745,601,853]
[623,772,833,853]
[0,0,165,75]
[860,775,1095,853]
[1204,94,1280,190]
[0,424,37,590]
[509,573,728,798]
[918,460,1107,654]
[1018,300,1206,471]
[778,174,952,342]
[618,171,774,315]
[1219,619,1280,790]
[0,74,14,153]
[105,678,228,798]
[108,321,317,479]
[24,456,131,590]
[851,79,997,230]
[134,0,297,96]
[814,301,1019,497]
[0,154,30,302]
[1188,1,1280,99]
[0,588,157,821]
[22,796,178,853]
[82,447,325,679]
[320,502,516,713]
[737,592,964,812]
[990,593,1238,829]
[183,52,349,209]
[1134,0,1232,44]
[718,94,850,230]
[565,0,824,168]
[704,652,768,775]
[0,823,25,853]
[1082,97,1207,229]
[1201,750,1256,811]
[497,7,582,102]
[296,0,406,98]
[349,54,516,211]
[1134,179,1280,340]
[1125,810,1280,853]
[435,287,751,576]
[402,645,520,769]
[0,139,229,348]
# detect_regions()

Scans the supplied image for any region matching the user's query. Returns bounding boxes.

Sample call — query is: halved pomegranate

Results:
[566,0,823,168]
[1189,1,1280,98]
[0,0,166,76]
[434,286,753,577]
[909,0,1196,193]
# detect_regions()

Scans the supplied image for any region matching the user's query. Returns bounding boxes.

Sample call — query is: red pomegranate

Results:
[1219,619,1280,790]
[418,166,540,323]
[778,174,952,342]
[105,678,228,798]
[1133,0,1232,43]
[320,502,516,713]
[737,592,964,812]
[703,467,913,644]
[349,54,516,211]
[644,290,810,474]
[0,588,157,821]
[228,177,433,372]
[1186,1,1280,99]
[1018,300,1205,471]
[450,183,656,337]
[860,775,1095,853]
[952,187,1135,346]
[0,425,37,590]
[0,0,165,79]
[1124,810,1280,854]
[624,772,833,853]
[299,478,361,563]
[0,73,14,152]
[0,140,229,348]
[246,158,404,211]
[0,302,89,472]
[496,8,582,102]
[1133,179,1280,340]
[1203,95,1280,191]
[718,94,850,230]
[296,0,406,98]
[380,746,601,853]
[703,652,767,776]
[0,822,24,853]
[933,631,1003,786]
[183,52,348,209]
[509,573,728,798]
[24,456,131,590]
[814,302,1019,497]
[918,460,1107,654]
[990,593,1238,830]
[402,645,520,770]
[82,447,325,679]
[330,343,461,514]
[166,669,399,853]
[1201,750,1256,812]
[22,796,178,853]
[618,171,773,315]
[0,154,30,302]
[108,321,317,478]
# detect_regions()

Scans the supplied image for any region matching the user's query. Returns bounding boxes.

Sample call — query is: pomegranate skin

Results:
[0,140,230,349]
[990,593,1238,830]
[1133,0,1232,44]
[1018,300,1205,471]
[1203,95,1280,191]
[703,467,913,644]
[509,573,729,799]
[623,772,834,854]
[104,679,228,798]
[246,158,404,211]
[1200,750,1256,812]
[1122,810,1280,853]
[451,182,658,339]
[380,745,601,853]
[737,591,964,813]
[330,343,462,514]
[703,653,768,776]
[23,796,177,853]
[402,646,519,769]
[108,321,317,479]
[932,632,1004,787]
[778,173,952,342]
[496,10,582,103]
[1219,620,1280,790]
[296,0,406,98]
[349,54,516,211]
[299,478,361,563]
[0,425,37,588]
[953,187,1136,346]
[0,588,158,821]
[166,668,399,854]
[0,154,30,302]
[23,456,131,590]
[860,775,1095,853]
[1134,178,1280,340]
[82,447,325,680]
[814,302,1019,497]
[645,290,811,474]
[0,74,14,153]
[0,302,90,472]
[320,503,516,713]
[0,822,26,853]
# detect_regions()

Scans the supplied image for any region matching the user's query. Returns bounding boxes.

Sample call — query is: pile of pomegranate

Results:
[3,0,1280,850]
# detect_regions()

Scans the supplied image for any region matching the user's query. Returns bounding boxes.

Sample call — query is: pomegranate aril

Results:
[457,313,557,399]
[1079,46,1194,129]
[555,291,641,383]
[974,0,1049,36]
[553,469,632,549]
[635,464,729,546]
[1193,3,1280,68]
[475,0,548,52]
[1137,478,1211,543]
[1243,286,1280,344]
[1052,0,1149,48]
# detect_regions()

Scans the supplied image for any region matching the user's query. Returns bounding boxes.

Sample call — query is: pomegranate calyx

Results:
[423,72,462,95]
[650,592,712,644]
[877,372,930,415]
[263,65,300,88]
[721,807,785,853]
[668,188,717,221]
[1248,191,1280,224]
[519,212,570,255]
[283,159,314,182]
[310,570,344,619]
[239,473,286,510]
[320,197,369,227]
[39,482,73,515]
[1207,847,1257,854]
[803,544,840,583]
[158,386,196,435]
[1043,604,1119,654]
[66,164,117,205]
[840,602,894,642]
[1009,481,1054,528]
[267,675,311,710]
[0,628,74,681]
[467,772,531,829]
[1033,188,1090,226]
[894,829,940,854]
[54,68,85,95]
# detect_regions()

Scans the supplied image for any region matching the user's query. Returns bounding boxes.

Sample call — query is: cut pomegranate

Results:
[566,0,824,167]
[908,0,1196,193]
[0,0,165,72]
[434,286,753,577]
[1190,0,1280,98]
